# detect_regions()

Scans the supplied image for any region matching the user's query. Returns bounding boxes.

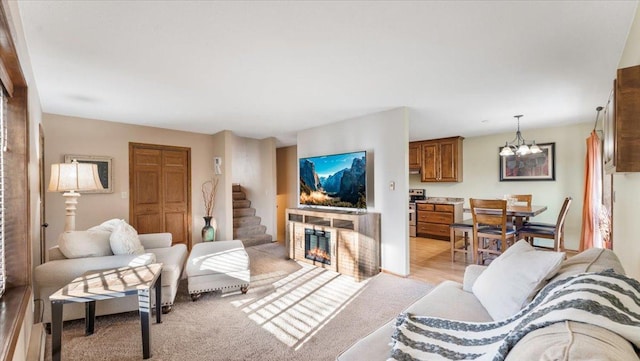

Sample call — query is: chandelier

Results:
[499,115,541,157]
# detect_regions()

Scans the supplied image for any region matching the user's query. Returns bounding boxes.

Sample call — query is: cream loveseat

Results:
[34,220,188,326]
[337,244,640,360]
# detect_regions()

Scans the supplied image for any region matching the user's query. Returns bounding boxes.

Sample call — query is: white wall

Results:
[613,4,640,280]
[410,122,592,251]
[231,134,277,238]
[297,107,410,276]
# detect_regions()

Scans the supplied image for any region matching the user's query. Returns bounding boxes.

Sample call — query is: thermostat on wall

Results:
[214,157,222,175]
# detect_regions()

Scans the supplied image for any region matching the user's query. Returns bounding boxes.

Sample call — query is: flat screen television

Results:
[299,151,367,210]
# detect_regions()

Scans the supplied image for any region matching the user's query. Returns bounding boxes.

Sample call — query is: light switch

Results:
[121,192,128,199]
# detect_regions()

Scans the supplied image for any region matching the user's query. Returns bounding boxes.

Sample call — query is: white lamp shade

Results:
[48,162,104,192]
[516,144,530,156]
[529,143,542,153]
[499,145,514,156]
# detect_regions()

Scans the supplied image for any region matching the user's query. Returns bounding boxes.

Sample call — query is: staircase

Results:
[232,184,273,247]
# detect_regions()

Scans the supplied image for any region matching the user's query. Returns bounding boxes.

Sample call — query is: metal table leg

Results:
[85,301,96,335]
[51,301,63,361]
[138,287,152,359]
[155,273,162,324]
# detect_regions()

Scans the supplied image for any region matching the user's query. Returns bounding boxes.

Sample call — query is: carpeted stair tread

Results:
[234,224,267,238]
[233,208,256,217]
[233,216,261,227]
[240,234,274,247]
[233,200,251,209]
[232,184,270,247]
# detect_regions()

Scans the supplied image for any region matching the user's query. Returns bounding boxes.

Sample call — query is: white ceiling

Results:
[17,1,638,146]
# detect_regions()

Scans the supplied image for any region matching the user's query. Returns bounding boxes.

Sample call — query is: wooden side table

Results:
[50,263,163,361]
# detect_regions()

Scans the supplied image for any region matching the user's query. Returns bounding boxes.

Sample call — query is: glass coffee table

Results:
[49,263,163,361]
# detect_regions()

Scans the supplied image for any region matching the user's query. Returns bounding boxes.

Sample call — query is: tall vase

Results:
[202,216,216,242]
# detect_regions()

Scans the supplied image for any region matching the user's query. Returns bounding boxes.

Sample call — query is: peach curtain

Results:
[579,130,602,251]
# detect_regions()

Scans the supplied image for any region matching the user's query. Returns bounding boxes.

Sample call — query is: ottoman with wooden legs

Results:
[186,240,250,301]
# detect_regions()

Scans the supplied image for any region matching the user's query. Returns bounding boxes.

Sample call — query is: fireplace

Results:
[305,228,331,265]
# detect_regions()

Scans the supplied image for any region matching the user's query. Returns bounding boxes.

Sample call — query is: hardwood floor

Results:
[409,236,468,285]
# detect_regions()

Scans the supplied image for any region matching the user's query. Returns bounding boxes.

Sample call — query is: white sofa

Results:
[34,232,188,325]
[337,247,640,360]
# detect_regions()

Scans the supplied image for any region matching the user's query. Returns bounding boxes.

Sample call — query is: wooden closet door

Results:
[130,143,191,248]
[162,150,189,248]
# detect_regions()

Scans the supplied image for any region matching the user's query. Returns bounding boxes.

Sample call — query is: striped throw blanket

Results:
[389,269,640,361]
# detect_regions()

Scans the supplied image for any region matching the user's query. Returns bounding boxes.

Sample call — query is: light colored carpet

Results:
[44,243,434,361]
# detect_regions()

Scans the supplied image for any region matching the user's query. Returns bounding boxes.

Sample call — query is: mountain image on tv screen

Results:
[299,151,366,209]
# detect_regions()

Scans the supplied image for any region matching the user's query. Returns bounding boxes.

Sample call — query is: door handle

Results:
[42,223,49,228]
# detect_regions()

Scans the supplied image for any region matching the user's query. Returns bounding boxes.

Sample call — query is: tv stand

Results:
[286,208,381,281]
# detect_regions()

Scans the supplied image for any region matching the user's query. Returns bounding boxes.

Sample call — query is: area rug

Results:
[44,243,433,361]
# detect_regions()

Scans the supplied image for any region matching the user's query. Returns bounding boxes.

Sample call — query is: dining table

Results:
[463,204,548,230]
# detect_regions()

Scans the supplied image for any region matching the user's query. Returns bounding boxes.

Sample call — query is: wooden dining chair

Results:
[505,194,532,207]
[505,194,532,224]
[518,197,572,252]
[470,198,517,265]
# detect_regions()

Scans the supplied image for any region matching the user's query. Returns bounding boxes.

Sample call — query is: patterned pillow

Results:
[109,220,145,255]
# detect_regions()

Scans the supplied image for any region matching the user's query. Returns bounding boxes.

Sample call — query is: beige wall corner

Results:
[230,134,277,241]
[276,145,297,242]
[207,130,232,242]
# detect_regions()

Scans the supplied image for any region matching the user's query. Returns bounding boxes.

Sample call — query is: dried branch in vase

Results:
[202,177,219,217]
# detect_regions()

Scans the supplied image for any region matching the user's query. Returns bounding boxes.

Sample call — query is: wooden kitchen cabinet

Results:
[604,64,640,174]
[408,142,422,171]
[416,202,463,240]
[420,136,464,182]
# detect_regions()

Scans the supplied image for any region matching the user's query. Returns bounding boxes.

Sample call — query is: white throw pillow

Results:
[472,239,565,320]
[88,218,124,233]
[109,221,145,255]
[58,230,113,259]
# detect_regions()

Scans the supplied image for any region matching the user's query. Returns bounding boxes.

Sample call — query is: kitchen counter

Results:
[415,197,464,205]
[415,198,463,240]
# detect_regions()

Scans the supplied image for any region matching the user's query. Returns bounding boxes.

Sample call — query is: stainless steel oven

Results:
[409,189,425,237]
[409,203,417,237]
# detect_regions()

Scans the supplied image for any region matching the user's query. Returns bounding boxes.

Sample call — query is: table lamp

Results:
[48,160,104,231]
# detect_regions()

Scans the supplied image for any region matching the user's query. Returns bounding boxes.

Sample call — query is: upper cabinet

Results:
[409,136,464,182]
[408,142,422,171]
[604,65,640,174]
